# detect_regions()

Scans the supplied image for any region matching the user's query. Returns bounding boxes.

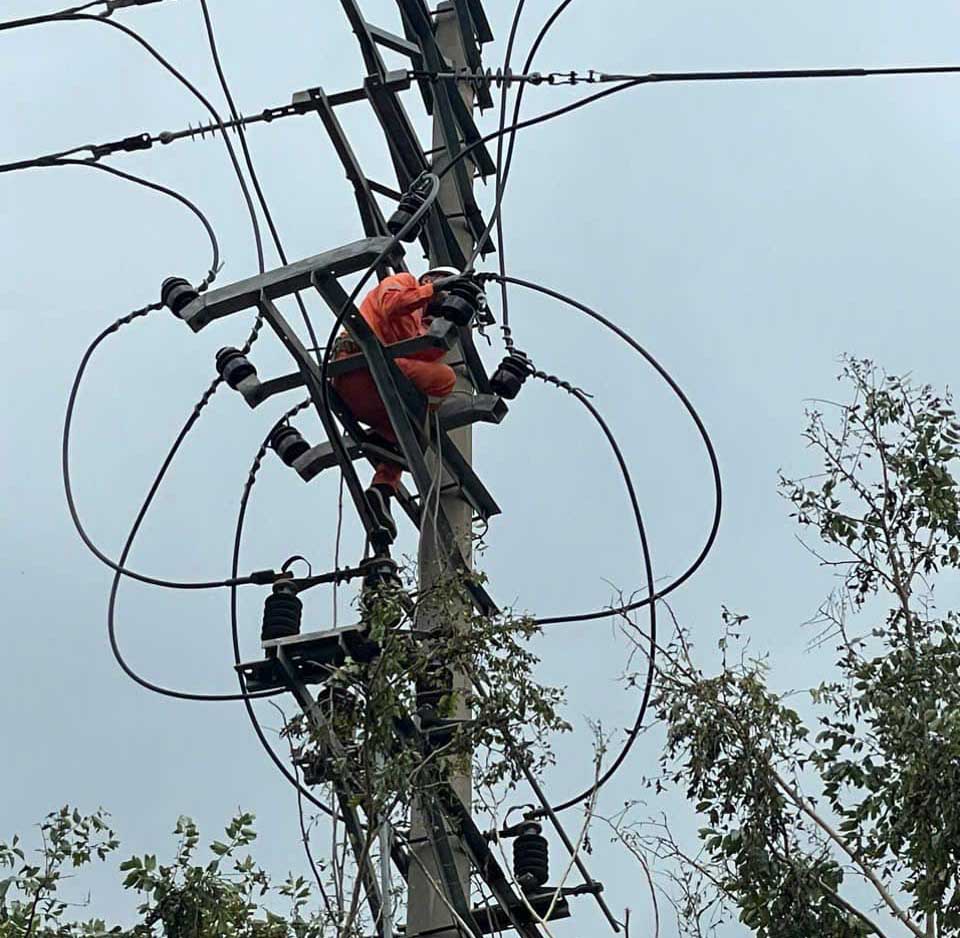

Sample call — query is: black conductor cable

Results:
[0,10,266,273]
[105,372,286,702]
[196,0,322,355]
[440,62,960,196]
[229,401,338,818]
[489,273,722,626]
[527,386,656,816]
[56,161,278,591]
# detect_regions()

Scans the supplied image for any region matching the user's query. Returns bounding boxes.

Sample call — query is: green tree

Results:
[612,358,960,937]
[0,808,339,938]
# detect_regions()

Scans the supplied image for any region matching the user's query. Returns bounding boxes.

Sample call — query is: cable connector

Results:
[90,133,152,160]
[103,0,168,14]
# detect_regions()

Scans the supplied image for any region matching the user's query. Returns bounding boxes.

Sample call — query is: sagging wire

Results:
[529,380,656,816]
[0,9,266,274]
[484,273,722,627]
[55,161,278,591]
[196,0,322,357]
[483,0,529,346]
[466,0,575,283]
[230,400,340,814]
[105,369,288,703]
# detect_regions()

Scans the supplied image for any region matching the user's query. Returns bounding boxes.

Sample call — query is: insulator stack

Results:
[490,348,531,400]
[215,346,257,389]
[360,556,403,630]
[387,173,435,241]
[261,588,302,642]
[438,283,481,327]
[513,824,549,891]
[160,277,199,317]
[269,425,311,467]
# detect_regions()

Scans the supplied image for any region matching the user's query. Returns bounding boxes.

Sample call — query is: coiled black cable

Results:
[526,378,656,814]
[196,0,322,355]
[53,162,274,590]
[105,373,284,702]
[230,401,338,817]
[490,274,722,626]
[0,10,266,273]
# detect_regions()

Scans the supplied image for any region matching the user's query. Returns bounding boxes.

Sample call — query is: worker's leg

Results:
[334,370,395,440]
[333,369,402,540]
[397,358,457,401]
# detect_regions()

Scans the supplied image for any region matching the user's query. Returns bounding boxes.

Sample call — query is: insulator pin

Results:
[513,824,549,891]
[160,276,199,317]
[269,425,311,467]
[215,346,257,389]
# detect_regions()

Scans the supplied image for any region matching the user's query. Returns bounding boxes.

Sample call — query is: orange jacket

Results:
[356,273,445,362]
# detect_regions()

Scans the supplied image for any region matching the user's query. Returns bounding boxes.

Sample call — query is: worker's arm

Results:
[378,273,435,320]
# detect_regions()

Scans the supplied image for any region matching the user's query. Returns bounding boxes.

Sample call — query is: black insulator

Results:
[261,589,302,641]
[361,556,401,592]
[513,825,549,891]
[438,283,480,327]
[490,348,531,400]
[360,556,403,630]
[215,346,257,389]
[269,425,311,467]
[160,276,199,317]
[387,173,433,241]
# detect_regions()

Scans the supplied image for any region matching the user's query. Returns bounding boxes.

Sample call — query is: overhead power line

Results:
[416,62,960,87]
[7,60,960,177]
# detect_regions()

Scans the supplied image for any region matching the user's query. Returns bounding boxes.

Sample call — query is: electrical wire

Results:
[106,372,284,702]
[440,60,960,192]
[482,0,527,333]
[230,400,338,818]
[489,273,722,625]
[480,0,575,357]
[467,0,573,272]
[531,383,656,815]
[195,0,322,354]
[51,160,276,591]
[0,10,265,272]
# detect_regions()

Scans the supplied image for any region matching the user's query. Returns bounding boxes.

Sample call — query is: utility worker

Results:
[332,266,467,541]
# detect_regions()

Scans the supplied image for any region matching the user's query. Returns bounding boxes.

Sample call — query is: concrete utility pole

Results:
[408,3,477,935]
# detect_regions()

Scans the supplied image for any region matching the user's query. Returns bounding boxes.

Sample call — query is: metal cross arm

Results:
[175,236,401,332]
[230,319,461,409]
[280,392,506,486]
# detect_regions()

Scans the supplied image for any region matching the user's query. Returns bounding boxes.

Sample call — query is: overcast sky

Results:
[4,1,960,934]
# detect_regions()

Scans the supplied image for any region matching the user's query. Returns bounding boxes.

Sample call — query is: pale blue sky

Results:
[3,1,960,934]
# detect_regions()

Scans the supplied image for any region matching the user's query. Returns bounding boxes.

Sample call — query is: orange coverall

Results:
[332,272,456,490]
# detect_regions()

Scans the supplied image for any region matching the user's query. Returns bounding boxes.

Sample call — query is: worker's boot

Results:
[366,484,398,543]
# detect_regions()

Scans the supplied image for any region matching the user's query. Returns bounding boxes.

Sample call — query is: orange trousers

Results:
[333,357,456,490]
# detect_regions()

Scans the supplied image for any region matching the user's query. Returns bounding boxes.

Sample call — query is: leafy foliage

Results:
[615,359,960,937]
[0,811,336,938]
[285,568,570,825]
